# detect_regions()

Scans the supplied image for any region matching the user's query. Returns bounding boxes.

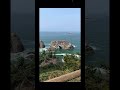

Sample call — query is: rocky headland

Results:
[48,40,74,51]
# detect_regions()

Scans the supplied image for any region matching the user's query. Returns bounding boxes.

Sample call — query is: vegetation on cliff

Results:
[39,51,81,82]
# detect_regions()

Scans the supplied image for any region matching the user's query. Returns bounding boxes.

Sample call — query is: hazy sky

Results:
[85,0,109,16]
[39,8,81,32]
[11,0,35,14]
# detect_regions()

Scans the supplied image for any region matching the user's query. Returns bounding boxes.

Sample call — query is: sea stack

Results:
[11,32,24,53]
[49,40,74,50]
[40,40,45,48]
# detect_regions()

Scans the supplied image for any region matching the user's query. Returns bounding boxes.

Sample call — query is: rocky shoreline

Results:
[40,40,94,55]
[40,40,74,51]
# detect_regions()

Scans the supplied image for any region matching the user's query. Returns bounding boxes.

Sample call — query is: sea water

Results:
[40,32,81,54]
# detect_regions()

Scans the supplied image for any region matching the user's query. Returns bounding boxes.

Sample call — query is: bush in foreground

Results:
[85,65,109,90]
[39,54,81,81]
[11,57,35,90]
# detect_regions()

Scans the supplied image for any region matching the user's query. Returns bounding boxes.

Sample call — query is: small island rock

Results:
[39,40,45,48]
[49,40,74,50]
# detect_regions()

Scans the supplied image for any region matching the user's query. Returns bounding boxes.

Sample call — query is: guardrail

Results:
[44,70,81,82]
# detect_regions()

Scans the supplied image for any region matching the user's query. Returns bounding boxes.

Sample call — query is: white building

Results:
[39,48,47,53]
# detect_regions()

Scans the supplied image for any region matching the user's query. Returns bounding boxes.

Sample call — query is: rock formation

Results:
[49,40,74,50]
[85,42,94,55]
[39,40,45,48]
[11,32,24,53]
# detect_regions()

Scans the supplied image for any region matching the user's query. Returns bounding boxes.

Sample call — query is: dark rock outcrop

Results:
[49,40,74,50]
[39,40,45,48]
[11,32,24,53]
[85,42,94,55]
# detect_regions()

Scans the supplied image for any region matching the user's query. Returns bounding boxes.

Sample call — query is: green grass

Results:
[39,63,74,81]
[67,77,81,82]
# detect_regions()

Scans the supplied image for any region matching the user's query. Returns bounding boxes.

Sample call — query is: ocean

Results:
[85,16,109,66]
[40,32,81,54]
[11,14,109,67]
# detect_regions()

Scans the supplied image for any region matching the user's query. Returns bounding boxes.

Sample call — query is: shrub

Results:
[11,57,35,90]
[85,65,109,90]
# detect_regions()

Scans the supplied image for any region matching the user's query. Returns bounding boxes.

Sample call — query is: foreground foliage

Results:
[11,57,35,90]
[40,51,57,64]
[39,52,81,82]
[85,65,109,90]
